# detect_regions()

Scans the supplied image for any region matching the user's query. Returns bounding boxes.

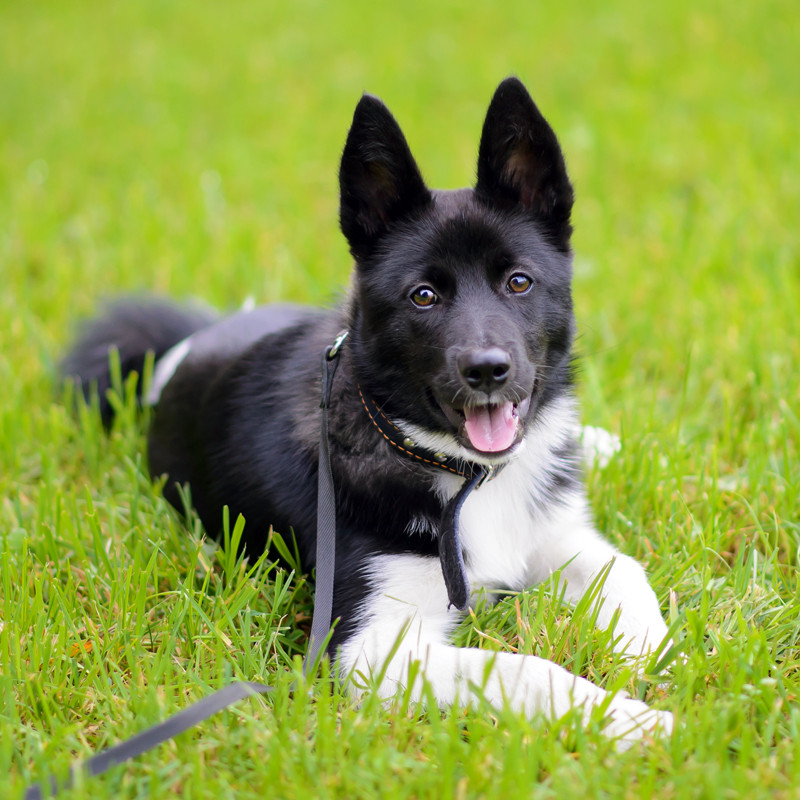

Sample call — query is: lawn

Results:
[2,0,799,797]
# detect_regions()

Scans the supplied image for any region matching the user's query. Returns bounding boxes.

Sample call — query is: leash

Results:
[22,327,496,796]
[304,328,348,670]
[22,331,349,800]
[23,683,276,800]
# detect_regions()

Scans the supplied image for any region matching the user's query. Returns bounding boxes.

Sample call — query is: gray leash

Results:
[304,329,347,671]
[22,331,349,800]
[24,683,275,800]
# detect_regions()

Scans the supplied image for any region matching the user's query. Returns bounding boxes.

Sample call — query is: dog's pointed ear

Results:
[476,77,574,251]
[339,94,432,261]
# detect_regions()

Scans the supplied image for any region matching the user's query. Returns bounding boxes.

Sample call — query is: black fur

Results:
[62,297,216,427]
[63,77,578,656]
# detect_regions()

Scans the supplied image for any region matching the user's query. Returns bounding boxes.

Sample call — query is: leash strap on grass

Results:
[24,682,274,800]
[23,333,348,800]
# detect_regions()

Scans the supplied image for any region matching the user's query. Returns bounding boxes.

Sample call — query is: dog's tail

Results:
[61,296,217,427]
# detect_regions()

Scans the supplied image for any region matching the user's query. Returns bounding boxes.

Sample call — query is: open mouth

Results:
[437,396,532,454]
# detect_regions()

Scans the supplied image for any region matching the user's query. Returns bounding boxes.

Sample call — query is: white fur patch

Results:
[146,337,192,405]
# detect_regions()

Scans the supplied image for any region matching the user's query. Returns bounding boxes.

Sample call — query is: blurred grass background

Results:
[1,0,800,797]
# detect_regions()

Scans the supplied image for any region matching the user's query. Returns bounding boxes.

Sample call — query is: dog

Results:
[63,77,673,743]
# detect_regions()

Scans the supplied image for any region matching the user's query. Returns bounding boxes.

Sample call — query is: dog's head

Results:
[340,77,575,463]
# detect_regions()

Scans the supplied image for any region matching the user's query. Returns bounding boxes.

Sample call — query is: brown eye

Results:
[411,286,438,307]
[508,274,532,294]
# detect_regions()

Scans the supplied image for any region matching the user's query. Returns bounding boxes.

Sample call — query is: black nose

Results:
[458,348,512,393]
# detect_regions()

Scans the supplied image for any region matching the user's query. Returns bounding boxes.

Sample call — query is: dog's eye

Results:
[411,286,438,308]
[507,274,532,294]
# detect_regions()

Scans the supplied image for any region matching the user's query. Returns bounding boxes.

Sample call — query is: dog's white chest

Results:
[457,463,541,592]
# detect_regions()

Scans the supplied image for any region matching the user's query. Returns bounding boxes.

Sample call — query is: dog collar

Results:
[357,385,505,483]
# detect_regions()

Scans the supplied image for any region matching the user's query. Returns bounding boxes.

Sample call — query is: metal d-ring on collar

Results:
[327,329,349,359]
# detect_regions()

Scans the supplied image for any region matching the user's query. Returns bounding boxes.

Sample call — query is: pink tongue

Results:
[463,402,518,453]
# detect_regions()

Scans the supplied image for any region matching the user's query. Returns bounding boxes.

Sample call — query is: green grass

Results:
[2,0,799,796]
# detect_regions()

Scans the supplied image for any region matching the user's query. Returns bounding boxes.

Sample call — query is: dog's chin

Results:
[431,392,532,459]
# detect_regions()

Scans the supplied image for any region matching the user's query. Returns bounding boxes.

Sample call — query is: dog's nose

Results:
[458,348,512,393]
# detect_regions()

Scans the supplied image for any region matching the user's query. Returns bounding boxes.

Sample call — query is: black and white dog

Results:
[64,78,673,743]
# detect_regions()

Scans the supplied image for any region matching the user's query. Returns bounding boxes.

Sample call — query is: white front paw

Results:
[615,614,672,661]
[603,694,673,749]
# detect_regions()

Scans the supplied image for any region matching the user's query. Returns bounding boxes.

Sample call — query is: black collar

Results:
[357,385,505,484]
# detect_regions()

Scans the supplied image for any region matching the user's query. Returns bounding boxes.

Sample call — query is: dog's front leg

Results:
[338,553,671,743]
[533,493,670,660]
